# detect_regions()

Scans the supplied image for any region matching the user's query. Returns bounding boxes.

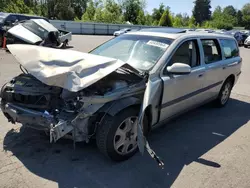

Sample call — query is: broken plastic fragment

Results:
[137,115,164,169]
[145,141,164,169]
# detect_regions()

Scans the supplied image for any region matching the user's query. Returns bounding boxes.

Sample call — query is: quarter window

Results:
[169,40,200,68]
[220,39,239,59]
[201,39,222,64]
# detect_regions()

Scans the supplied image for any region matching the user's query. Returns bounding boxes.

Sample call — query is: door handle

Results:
[198,74,203,78]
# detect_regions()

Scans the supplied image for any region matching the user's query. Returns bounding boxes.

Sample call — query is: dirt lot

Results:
[0,35,250,188]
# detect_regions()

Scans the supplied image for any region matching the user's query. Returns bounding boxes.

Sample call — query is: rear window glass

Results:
[220,39,239,59]
[201,39,222,64]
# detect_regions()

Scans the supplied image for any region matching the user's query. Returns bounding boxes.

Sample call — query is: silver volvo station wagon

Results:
[1,29,242,166]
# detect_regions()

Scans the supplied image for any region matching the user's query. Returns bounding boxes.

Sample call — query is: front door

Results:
[159,39,206,121]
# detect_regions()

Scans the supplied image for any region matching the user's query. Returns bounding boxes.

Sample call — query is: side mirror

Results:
[167,63,191,75]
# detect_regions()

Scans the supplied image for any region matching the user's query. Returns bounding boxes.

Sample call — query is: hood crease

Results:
[7,44,126,92]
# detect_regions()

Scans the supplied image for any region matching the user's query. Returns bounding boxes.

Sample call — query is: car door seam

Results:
[161,81,223,109]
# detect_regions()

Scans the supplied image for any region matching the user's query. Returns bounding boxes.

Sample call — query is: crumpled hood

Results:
[7,44,126,92]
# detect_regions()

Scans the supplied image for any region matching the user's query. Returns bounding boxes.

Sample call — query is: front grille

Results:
[1,74,62,111]
[12,93,48,106]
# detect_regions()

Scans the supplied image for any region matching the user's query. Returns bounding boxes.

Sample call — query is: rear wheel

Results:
[96,107,148,161]
[215,79,233,107]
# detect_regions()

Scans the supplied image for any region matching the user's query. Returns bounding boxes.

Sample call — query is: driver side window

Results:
[169,40,200,68]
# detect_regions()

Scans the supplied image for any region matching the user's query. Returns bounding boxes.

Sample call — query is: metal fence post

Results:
[80,22,83,34]
[64,22,66,30]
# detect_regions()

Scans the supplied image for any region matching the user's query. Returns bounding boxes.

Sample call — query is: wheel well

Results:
[226,74,235,86]
[93,104,152,136]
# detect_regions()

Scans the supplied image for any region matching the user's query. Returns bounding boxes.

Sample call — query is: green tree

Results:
[223,5,237,17]
[72,0,88,20]
[188,16,196,28]
[103,0,123,23]
[212,6,222,20]
[237,10,243,26]
[54,0,75,20]
[82,0,96,21]
[242,3,250,29]
[4,0,34,14]
[181,13,190,26]
[193,0,211,25]
[136,10,146,25]
[121,0,144,24]
[144,13,153,25]
[152,3,165,22]
[173,16,183,27]
[159,9,173,27]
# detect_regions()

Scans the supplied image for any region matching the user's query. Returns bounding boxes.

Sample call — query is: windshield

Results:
[90,34,173,71]
[21,20,49,39]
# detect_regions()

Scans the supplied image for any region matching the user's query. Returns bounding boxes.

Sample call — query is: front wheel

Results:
[215,79,233,107]
[96,107,146,161]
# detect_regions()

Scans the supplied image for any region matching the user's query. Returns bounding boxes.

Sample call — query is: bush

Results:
[210,21,233,30]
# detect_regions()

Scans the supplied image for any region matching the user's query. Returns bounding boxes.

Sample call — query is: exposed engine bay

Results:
[1,67,145,143]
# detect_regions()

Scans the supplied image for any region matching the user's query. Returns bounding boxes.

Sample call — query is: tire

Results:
[215,78,233,107]
[62,40,68,48]
[96,107,148,161]
[244,45,248,48]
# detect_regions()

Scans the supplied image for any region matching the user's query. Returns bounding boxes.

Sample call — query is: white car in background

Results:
[113,28,132,36]
[244,35,250,48]
[6,19,72,48]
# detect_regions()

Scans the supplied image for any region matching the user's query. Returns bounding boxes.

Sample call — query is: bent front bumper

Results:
[1,103,55,130]
[1,102,74,142]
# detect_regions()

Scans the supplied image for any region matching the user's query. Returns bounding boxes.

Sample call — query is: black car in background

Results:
[0,12,49,46]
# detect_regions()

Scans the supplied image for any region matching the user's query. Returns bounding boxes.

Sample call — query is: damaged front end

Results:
[1,44,165,168]
[1,69,145,144]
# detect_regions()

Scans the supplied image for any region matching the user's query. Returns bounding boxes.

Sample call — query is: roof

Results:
[127,30,235,40]
[139,27,186,33]
[0,12,47,19]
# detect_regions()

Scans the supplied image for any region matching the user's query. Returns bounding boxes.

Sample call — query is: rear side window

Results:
[220,39,239,59]
[201,39,222,64]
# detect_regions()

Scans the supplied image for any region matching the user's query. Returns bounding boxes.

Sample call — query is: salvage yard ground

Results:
[0,35,250,188]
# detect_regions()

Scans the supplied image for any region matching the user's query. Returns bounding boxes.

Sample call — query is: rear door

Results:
[159,39,206,121]
[200,39,225,100]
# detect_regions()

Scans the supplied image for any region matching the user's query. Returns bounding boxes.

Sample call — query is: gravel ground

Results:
[0,35,250,188]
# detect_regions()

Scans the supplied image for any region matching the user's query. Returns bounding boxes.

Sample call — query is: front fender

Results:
[98,97,141,116]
